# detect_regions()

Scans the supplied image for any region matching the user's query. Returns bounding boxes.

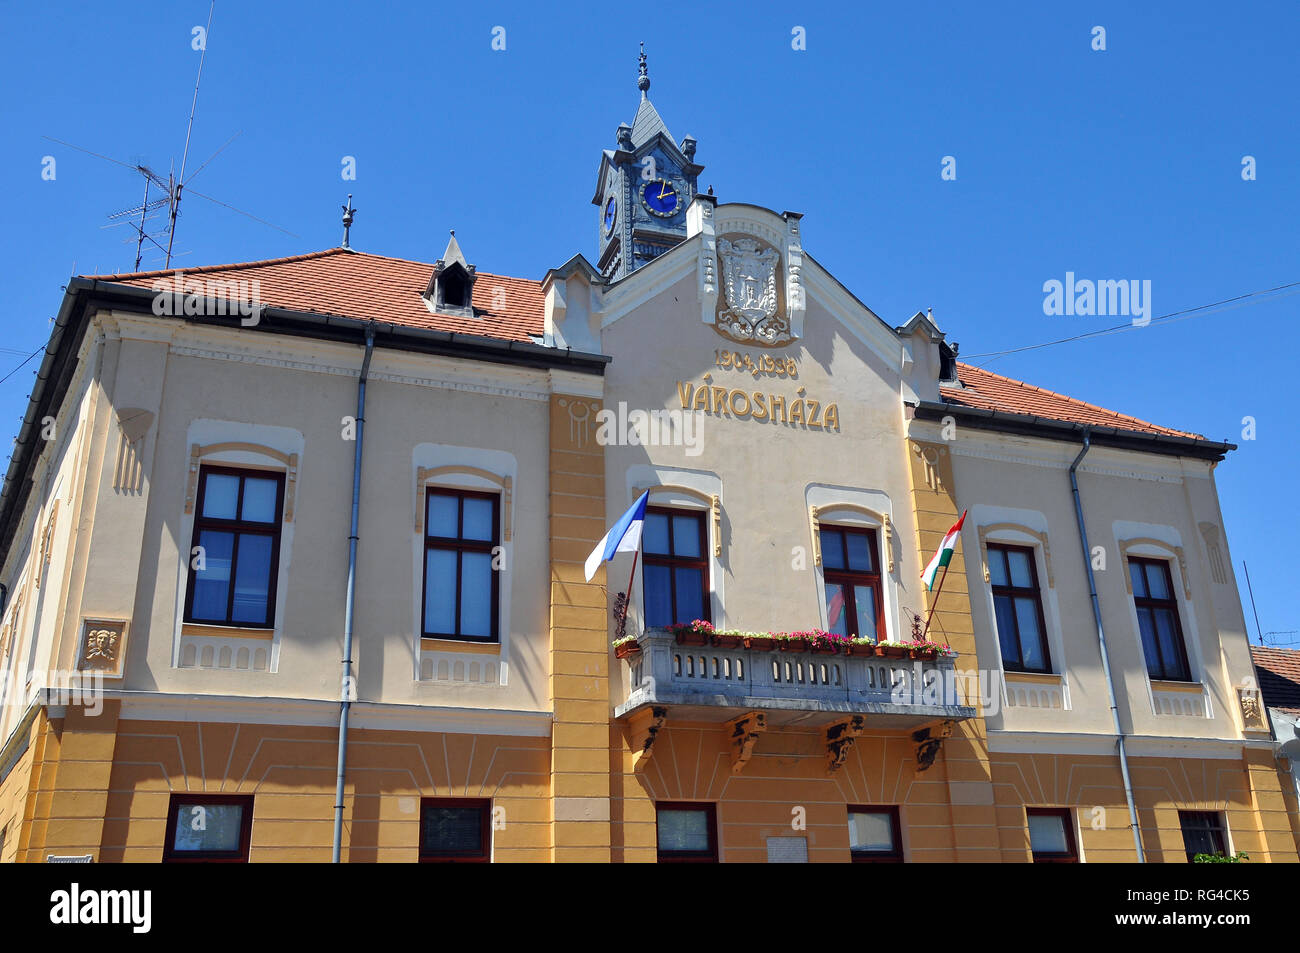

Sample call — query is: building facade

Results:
[0,68,1296,863]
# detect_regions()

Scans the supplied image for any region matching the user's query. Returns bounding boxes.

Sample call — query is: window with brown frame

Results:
[163,794,254,862]
[185,466,285,628]
[1129,557,1191,682]
[656,802,718,863]
[1026,807,1078,863]
[422,488,500,642]
[642,507,710,627]
[419,798,491,862]
[987,544,1051,673]
[819,526,885,640]
[848,805,903,862]
[1179,810,1229,862]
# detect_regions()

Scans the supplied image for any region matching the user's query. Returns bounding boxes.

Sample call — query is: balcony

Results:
[615,628,976,730]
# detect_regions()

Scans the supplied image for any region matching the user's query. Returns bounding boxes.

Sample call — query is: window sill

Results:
[1003,671,1068,710]
[181,623,274,641]
[420,638,501,656]
[1149,678,1202,693]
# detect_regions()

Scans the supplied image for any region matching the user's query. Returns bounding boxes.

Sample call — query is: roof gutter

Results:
[913,399,1235,461]
[1070,430,1145,862]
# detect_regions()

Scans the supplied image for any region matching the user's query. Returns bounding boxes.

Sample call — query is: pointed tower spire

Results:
[441,228,467,268]
[637,41,650,99]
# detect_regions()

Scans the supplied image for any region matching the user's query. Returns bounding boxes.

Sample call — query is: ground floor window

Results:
[163,794,254,862]
[419,798,491,862]
[656,801,717,863]
[1179,810,1229,862]
[848,805,903,862]
[1026,807,1078,863]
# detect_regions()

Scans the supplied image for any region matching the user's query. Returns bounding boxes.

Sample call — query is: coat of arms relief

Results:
[715,237,793,346]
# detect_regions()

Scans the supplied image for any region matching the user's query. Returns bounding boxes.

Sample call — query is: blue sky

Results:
[2,1,1296,642]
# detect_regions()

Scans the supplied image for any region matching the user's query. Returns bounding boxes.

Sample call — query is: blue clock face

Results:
[604,197,617,234]
[642,179,679,217]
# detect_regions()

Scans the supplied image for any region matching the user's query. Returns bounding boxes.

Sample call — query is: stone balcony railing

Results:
[615,628,977,729]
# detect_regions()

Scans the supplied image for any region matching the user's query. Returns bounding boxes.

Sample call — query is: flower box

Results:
[744,635,776,651]
[614,641,642,660]
[810,642,840,655]
[909,647,938,661]
[778,637,811,653]
[674,629,710,647]
[879,644,909,659]
[844,641,876,657]
[711,633,744,649]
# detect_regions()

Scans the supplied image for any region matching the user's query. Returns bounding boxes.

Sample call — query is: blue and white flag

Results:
[584,491,650,582]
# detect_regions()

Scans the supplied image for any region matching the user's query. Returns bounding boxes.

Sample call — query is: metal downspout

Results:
[1070,429,1146,862]
[332,322,375,863]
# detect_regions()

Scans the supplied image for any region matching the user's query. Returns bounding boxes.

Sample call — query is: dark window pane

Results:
[1027,812,1068,854]
[171,803,245,853]
[988,549,1009,587]
[820,530,845,570]
[825,582,848,636]
[192,530,234,620]
[421,806,483,854]
[1137,609,1162,677]
[657,809,709,852]
[1007,549,1034,588]
[643,565,673,627]
[671,515,701,557]
[202,474,240,519]
[1146,562,1170,600]
[427,494,459,538]
[231,534,273,624]
[994,595,1021,667]
[848,811,895,851]
[462,498,494,542]
[845,533,873,572]
[1129,560,1148,597]
[1155,609,1184,679]
[673,567,705,622]
[240,478,279,523]
[643,513,670,555]
[1015,597,1045,670]
[854,585,878,639]
[424,549,457,633]
[459,552,493,637]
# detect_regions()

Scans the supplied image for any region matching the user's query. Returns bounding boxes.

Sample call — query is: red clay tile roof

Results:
[1251,646,1300,715]
[84,248,545,343]
[944,362,1203,440]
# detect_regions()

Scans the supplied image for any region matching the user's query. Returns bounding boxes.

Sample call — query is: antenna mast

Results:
[165,0,215,269]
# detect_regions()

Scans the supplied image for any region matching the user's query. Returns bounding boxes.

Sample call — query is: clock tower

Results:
[592,45,704,282]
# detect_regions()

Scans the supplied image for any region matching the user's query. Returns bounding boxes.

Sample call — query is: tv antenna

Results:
[44,1,296,272]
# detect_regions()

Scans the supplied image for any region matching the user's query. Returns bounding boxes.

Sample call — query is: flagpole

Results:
[619,548,641,633]
[922,560,952,644]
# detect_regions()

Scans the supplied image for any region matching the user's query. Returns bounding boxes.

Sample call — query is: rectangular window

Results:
[1129,557,1191,682]
[656,802,718,863]
[848,805,903,862]
[1027,808,1078,863]
[642,507,710,628]
[419,798,491,862]
[820,526,885,640]
[185,467,285,628]
[422,489,500,642]
[1179,810,1228,862]
[988,543,1051,673]
[163,794,254,862]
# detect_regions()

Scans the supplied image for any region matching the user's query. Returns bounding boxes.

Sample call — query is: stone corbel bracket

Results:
[1120,538,1192,600]
[186,442,298,521]
[912,719,955,772]
[725,711,767,774]
[978,523,1054,587]
[628,706,668,775]
[416,465,513,541]
[909,441,947,493]
[826,715,865,774]
[809,505,893,573]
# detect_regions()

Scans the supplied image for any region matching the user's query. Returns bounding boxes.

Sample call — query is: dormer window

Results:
[424,230,477,318]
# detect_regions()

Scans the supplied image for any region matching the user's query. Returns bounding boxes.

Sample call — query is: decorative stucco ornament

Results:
[716,238,790,346]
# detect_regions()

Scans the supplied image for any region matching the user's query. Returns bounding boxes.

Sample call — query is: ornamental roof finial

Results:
[637,41,650,98]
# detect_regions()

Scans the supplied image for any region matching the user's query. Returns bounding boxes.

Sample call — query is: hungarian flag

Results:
[921,511,966,591]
